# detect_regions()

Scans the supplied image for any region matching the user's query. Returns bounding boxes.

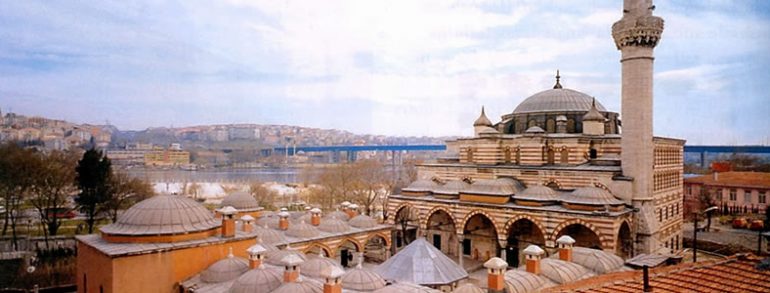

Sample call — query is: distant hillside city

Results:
[0,110,452,168]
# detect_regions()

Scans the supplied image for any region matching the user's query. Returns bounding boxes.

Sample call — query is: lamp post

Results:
[692,206,718,263]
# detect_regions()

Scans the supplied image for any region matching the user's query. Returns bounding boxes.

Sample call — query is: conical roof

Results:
[374,238,468,285]
[582,99,606,122]
[100,194,219,236]
[473,107,492,126]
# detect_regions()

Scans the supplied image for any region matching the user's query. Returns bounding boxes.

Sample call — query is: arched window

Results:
[560,148,569,164]
[546,119,555,133]
[546,147,555,165]
[567,119,575,132]
[515,148,521,164]
[528,119,537,128]
[503,147,511,163]
[589,149,597,159]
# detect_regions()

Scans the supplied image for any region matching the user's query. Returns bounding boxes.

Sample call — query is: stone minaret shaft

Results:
[613,0,663,202]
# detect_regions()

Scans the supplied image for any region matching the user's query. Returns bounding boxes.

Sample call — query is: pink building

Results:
[684,171,769,216]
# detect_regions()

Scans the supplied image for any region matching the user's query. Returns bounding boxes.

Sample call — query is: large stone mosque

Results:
[75,1,685,292]
[388,0,683,267]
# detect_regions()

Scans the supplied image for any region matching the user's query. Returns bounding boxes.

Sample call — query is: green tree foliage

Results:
[75,148,112,233]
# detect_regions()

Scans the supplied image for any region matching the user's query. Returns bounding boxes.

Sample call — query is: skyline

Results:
[1,1,769,144]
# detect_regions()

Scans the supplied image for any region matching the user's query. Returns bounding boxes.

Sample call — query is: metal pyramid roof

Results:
[374,238,467,285]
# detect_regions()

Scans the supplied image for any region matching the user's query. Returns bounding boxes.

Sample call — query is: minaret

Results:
[612,0,664,252]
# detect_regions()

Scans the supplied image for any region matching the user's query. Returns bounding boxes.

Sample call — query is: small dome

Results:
[452,283,484,293]
[464,178,523,196]
[433,180,469,196]
[504,270,548,293]
[525,126,545,134]
[100,194,219,236]
[200,252,249,283]
[473,107,493,127]
[300,255,343,278]
[402,179,437,193]
[538,258,592,285]
[256,216,280,230]
[550,246,624,274]
[286,221,320,238]
[318,216,351,233]
[342,266,387,291]
[272,279,323,293]
[349,214,378,229]
[324,210,350,221]
[221,191,261,211]
[265,247,308,266]
[563,187,625,206]
[253,223,286,244]
[515,185,559,202]
[294,212,313,224]
[373,282,441,293]
[229,266,283,293]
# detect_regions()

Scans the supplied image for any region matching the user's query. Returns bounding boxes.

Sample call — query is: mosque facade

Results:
[387,0,683,267]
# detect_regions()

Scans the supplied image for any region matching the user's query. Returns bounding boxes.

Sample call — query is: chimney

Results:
[643,265,653,292]
[278,211,290,230]
[713,172,719,181]
[310,208,322,226]
[346,204,359,218]
[280,254,304,283]
[246,241,267,269]
[240,215,255,233]
[523,245,545,275]
[556,235,576,262]
[556,115,567,133]
[321,265,345,293]
[340,201,351,215]
[483,257,508,293]
[218,206,238,238]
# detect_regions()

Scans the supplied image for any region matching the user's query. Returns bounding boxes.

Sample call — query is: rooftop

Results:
[543,254,770,293]
[685,171,770,189]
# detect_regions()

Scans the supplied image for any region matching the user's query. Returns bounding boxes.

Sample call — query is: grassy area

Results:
[9,218,112,237]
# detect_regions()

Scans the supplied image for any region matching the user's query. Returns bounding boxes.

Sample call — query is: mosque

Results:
[76,0,684,292]
[387,0,683,268]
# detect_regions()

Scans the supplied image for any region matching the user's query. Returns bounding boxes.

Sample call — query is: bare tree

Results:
[29,151,77,243]
[249,181,277,210]
[104,172,154,223]
[0,143,39,249]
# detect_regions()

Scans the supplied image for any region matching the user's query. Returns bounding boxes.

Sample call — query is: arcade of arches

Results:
[391,204,634,266]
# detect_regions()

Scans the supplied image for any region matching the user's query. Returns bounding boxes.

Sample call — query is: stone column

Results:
[457,234,464,268]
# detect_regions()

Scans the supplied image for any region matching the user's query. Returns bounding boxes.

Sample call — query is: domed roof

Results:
[200,251,249,283]
[515,185,559,202]
[286,221,320,238]
[349,214,378,229]
[503,270,549,293]
[464,178,523,196]
[221,191,261,211]
[373,282,441,293]
[403,179,438,193]
[265,247,308,266]
[342,265,387,291]
[452,283,484,293]
[538,258,592,285]
[549,247,624,274]
[318,216,351,233]
[229,266,283,293]
[513,73,606,115]
[563,187,625,206]
[253,223,286,244]
[100,194,219,236]
[375,238,468,285]
[272,279,323,293]
[324,210,350,221]
[300,255,343,278]
[433,180,469,195]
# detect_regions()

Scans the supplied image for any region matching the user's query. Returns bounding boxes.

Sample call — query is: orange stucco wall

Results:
[78,238,255,293]
[77,242,114,293]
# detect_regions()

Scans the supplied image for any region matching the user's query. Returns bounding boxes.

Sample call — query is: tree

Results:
[249,181,277,210]
[75,148,112,233]
[29,150,78,242]
[0,143,39,250]
[394,205,419,245]
[350,160,389,216]
[104,172,154,223]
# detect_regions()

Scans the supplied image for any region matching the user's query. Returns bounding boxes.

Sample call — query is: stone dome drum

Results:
[100,194,220,237]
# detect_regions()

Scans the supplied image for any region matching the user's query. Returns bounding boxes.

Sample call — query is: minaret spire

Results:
[553,70,563,89]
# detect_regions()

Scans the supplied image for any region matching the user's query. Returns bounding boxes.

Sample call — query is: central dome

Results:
[513,88,606,114]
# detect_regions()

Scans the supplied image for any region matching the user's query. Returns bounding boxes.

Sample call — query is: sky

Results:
[0,0,769,144]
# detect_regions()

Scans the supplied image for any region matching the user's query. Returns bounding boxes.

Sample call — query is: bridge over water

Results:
[269,144,770,165]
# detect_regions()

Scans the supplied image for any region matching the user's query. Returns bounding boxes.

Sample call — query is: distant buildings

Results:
[684,171,769,215]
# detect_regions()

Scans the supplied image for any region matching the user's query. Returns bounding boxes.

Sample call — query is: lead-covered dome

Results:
[229,266,283,293]
[200,252,249,283]
[100,194,219,237]
[513,88,606,114]
[220,191,261,211]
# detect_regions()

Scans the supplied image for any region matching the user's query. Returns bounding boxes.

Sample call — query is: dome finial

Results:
[553,69,563,89]
[473,106,492,127]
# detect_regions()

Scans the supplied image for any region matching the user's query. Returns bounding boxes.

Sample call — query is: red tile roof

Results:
[685,172,770,189]
[543,254,770,293]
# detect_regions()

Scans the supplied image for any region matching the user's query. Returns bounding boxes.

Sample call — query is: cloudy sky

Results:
[1,0,768,144]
